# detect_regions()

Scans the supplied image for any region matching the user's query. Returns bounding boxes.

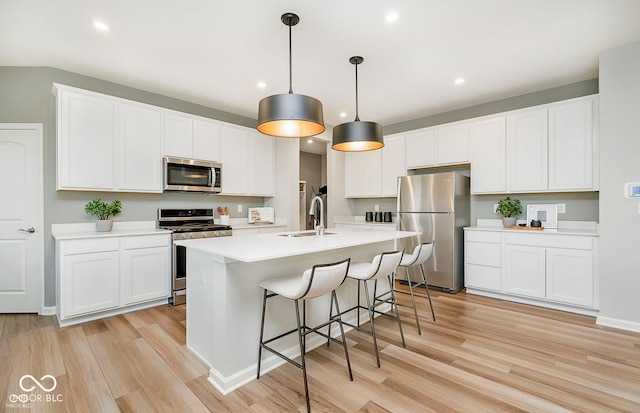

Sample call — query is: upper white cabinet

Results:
[405,129,435,169]
[220,126,275,196]
[548,98,595,191]
[381,135,406,196]
[164,111,221,162]
[469,116,506,194]
[55,84,163,193]
[470,95,598,194]
[56,86,116,190]
[436,123,469,165]
[118,102,163,192]
[506,108,548,192]
[405,122,469,169]
[344,135,405,198]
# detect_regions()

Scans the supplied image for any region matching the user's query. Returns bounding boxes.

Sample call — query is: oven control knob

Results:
[215,231,221,237]
[202,233,207,238]
[189,233,195,239]
[181,233,186,240]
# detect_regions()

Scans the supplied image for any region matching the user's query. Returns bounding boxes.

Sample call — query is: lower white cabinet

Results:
[57,233,171,325]
[464,228,597,314]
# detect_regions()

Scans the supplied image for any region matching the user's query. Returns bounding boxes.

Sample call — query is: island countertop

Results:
[175,227,419,262]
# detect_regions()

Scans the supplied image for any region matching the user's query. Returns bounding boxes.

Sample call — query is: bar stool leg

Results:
[256,289,268,379]
[331,290,353,381]
[294,299,311,413]
[405,266,422,335]
[388,273,406,347]
[363,281,381,368]
[420,263,436,322]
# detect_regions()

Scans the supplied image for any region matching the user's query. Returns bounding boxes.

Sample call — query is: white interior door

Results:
[0,124,43,313]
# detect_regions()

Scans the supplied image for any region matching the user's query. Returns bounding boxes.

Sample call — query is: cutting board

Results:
[509,225,544,231]
[248,207,274,224]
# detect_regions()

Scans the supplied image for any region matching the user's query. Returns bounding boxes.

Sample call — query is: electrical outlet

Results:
[558,203,566,214]
[374,205,379,212]
[237,204,243,213]
[493,204,499,213]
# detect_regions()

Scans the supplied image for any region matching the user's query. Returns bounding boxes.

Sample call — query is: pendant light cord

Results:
[354,62,360,121]
[288,18,293,94]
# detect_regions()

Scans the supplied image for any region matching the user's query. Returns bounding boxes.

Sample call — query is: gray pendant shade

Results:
[257,93,325,138]
[257,13,325,138]
[332,56,383,151]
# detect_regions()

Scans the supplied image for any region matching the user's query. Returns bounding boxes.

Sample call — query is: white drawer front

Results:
[123,234,171,250]
[505,233,593,250]
[466,242,501,267]
[465,230,501,243]
[61,238,120,255]
[465,264,501,291]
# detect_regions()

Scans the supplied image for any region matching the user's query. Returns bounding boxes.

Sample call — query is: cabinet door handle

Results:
[18,227,36,234]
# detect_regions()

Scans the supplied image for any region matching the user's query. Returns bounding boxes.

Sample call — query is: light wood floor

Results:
[2,287,640,412]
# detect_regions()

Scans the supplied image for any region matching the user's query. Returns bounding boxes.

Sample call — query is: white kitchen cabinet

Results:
[59,238,120,319]
[220,126,275,196]
[469,116,506,194]
[54,83,163,193]
[56,232,171,326]
[504,244,546,299]
[344,150,382,197]
[464,230,502,292]
[345,135,403,198]
[405,129,435,169]
[506,108,548,192]
[548,97,595,191]
[122,236,170,305]
[193,119,221,162]
[249,132,275,196]
[118,102,163,191]
[546,248,594,307]
[56,86,115,190]
[164,111,221,162]
[436,123,469,165]
[381,135,406,196]
[464,227,597,314]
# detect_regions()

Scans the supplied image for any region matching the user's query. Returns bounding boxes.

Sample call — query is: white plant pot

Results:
[96,219,113,232]
[501,217,517,228]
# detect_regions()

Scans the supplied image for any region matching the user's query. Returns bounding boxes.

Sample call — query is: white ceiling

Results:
[2,0,639,155]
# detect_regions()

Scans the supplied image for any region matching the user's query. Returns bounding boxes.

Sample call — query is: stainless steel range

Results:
[158,208,232,305]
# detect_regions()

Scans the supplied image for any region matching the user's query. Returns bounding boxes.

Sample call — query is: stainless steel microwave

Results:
[163,157,222,193]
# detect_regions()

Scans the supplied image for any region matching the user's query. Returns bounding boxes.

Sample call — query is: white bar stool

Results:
[256,258,353,413]
[330,250,405,367]
[396,242,436,335]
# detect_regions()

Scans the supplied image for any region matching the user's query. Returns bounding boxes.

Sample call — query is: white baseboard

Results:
[596,316,640,333]
[40,306,57,316]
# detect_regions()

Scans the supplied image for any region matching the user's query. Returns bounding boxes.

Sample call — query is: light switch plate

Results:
[558,203,566,214]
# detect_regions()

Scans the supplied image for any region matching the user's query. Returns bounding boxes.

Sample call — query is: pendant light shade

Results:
[332,56,384,151]
[257,13,325,138]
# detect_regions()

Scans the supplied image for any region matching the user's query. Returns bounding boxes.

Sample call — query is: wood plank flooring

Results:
[2,287,640,412]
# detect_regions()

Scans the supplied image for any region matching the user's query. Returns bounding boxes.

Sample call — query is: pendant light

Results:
[257,13,325,138]
[332,56,384,151]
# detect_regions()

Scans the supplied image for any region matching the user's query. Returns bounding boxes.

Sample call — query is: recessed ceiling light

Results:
[386,12,399,23]
[454,77,465,85]
[93,21,110,31]
[339,112,347,118]
[257,82,266,89]
[307,139,313,144]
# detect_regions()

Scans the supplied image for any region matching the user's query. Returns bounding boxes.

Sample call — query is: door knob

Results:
[18,227,36,233]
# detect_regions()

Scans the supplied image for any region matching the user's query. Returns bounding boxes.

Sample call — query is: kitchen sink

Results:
[278,231,336,237]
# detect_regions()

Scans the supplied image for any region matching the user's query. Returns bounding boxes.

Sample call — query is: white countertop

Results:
[465,225,599,237]
[52,221,171,240]
[176,227,419,262]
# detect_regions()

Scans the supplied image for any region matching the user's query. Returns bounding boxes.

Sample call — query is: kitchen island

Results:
[176,228,419,394]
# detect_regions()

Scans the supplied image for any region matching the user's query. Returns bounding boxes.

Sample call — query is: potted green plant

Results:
[84,198,122,232]
[495,196,522,227]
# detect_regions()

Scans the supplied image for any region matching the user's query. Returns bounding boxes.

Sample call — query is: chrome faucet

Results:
[309,195,325,235]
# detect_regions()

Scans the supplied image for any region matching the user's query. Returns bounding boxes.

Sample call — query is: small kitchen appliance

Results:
[157,208,232,305]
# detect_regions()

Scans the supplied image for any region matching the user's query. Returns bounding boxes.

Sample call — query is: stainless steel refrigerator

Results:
[396,172,470,293]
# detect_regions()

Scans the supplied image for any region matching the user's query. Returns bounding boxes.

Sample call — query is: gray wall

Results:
[598,41,640,327]
[0,67,265,307]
